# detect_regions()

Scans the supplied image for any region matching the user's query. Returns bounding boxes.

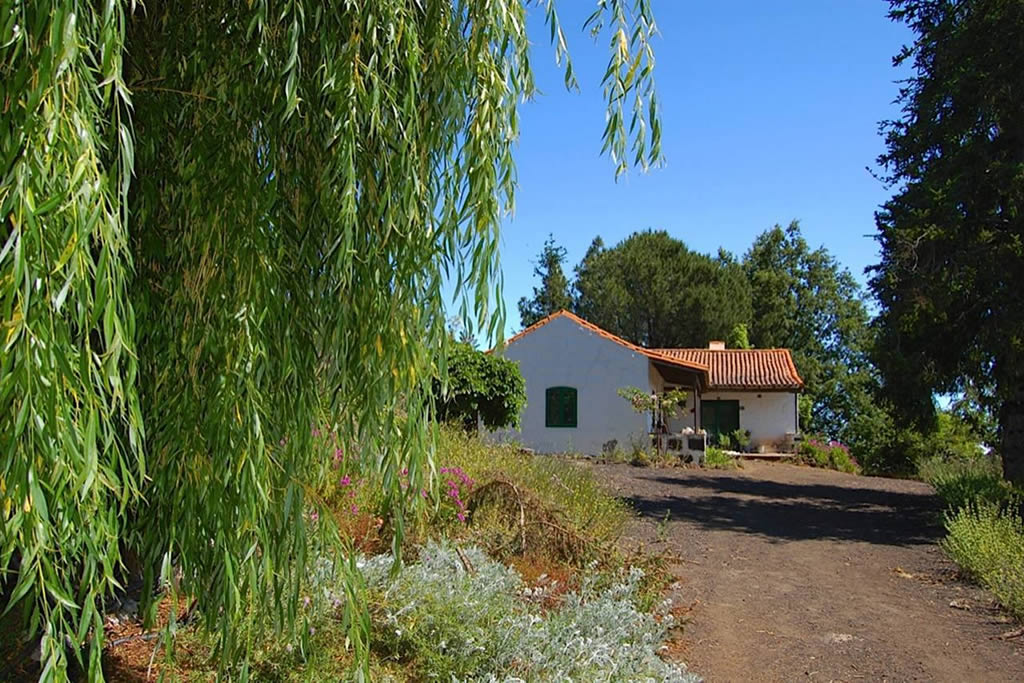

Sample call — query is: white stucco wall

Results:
[492,316,652,455]
[696,390,798,448]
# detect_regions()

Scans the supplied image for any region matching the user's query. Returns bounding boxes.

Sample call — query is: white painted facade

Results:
[642,385,797,450]
[493,315,652,455]
[690,390,798,450]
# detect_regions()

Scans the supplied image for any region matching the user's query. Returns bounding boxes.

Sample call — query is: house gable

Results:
[502,311,710,387]
[495,314,655,455]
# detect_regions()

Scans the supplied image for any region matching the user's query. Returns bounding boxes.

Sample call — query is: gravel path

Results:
[595,460,1024,682]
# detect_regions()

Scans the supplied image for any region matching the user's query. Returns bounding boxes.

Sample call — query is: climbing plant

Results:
[0,0,660,679]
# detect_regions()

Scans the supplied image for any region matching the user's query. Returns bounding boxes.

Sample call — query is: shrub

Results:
[797,437,859,474]
[433,341,527,430]
[163,430,648,680]
[704,446,738,470]
[726,429,751,453]
[847,408,988,477]
[363,541,701,682]
[922,455,1024,622]
[918,455,1013,512]
[943,502,1024,620]
[630,448,654,467]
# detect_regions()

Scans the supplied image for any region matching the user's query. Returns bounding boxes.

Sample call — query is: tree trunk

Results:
[1000,379,1024,487]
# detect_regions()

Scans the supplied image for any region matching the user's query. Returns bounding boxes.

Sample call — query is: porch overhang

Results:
[650,358,708,392]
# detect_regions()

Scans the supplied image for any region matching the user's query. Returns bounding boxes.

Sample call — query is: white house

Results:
[493,311,803,455]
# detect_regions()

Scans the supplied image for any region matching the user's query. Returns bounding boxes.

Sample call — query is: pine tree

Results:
[518,235,573,328]
[871,0,1024,484]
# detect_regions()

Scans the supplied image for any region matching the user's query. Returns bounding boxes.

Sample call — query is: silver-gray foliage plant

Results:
[350,540,701,682]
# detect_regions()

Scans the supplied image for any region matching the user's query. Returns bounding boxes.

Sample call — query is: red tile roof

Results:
[652,348,804,390]
[502,311,710,376]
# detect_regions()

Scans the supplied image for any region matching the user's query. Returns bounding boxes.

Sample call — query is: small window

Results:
[545,386,578,428]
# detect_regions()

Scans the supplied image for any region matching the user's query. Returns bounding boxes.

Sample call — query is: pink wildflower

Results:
[350,504,359,514]
[309,510,319,522]
[340,475,351,487]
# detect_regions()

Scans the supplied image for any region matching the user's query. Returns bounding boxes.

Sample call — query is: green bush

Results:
[433,342,527,430]
[704,446,738,470]
[943,502,1024,620]
[921,455,1024,622]
[848,408,988,477]
[630,449,653,467]
[918,456,1014,512]
[797,437,859,474]
[726,429,751,453]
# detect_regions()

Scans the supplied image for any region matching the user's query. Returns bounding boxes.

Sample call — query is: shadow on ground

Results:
[620,469,943,546]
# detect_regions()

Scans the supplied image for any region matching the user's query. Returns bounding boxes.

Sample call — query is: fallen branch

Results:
[455,546,476,575]
[467,478,527,552]
[109,632,161,648]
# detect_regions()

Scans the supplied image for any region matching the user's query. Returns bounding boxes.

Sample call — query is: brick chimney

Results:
[708,340,726,350]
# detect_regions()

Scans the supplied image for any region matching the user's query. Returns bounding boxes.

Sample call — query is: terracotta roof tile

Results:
[652,348,804,390]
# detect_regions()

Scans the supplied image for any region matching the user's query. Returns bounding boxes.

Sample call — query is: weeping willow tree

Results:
[0,0,659,679]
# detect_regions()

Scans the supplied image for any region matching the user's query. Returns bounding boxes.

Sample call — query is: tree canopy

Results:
[0,1,661,678]
[518,234,573,328]
[573,230,752,348]
[743,222,876,442]
[871,0,1024,484]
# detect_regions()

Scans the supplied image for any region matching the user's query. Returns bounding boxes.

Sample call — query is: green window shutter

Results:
[545,386,577,428]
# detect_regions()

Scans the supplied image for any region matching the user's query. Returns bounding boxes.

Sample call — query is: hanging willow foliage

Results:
[1,0,660,679]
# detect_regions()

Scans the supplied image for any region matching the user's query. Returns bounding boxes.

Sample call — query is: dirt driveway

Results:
[595,460,1024,682]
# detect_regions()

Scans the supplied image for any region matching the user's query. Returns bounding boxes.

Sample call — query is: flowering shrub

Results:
[438,466,474,524]
[164,429,683,679]
[362,540,701,682]
[311,423,482,550]
[797,437,859,474]
[943,502,1024,619]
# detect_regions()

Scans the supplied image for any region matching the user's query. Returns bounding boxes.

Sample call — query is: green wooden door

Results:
[701,400,740,445]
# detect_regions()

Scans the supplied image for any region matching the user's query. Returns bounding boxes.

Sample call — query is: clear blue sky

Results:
[463,2,913,340]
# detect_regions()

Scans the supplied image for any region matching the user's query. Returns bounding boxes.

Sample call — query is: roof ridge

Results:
[653,347,791,352]
[501,310,711,374]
